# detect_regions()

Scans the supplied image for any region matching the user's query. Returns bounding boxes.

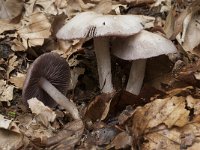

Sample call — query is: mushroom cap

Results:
[56,11,154,40]
[111,30,177,60]
[22,53,70,107]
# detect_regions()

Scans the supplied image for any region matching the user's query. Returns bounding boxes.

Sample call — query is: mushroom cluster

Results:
[23,53,80,120]
[56,11,154,94]
[57,11,177,96]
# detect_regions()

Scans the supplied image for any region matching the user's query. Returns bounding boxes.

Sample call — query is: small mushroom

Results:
[56,11,154,93]
[22,53,80,120]
[111,30,177,95]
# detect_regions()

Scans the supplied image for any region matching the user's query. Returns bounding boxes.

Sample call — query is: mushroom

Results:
[22,53,80,120]
[56,11,154,93]
[111,30,177,95]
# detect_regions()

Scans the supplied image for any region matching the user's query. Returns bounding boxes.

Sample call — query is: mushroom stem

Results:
[94,37,114,93]
[126,59,146,95]
[39,77,80,120]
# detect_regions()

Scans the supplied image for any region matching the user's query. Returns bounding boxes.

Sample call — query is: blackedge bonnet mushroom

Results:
[23,53,80,120]
[56,11,154,93]
[111,30,177,95]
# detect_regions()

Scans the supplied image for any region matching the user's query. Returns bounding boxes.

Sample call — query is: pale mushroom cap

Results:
[111,30,177,60]
[56,12,154,40]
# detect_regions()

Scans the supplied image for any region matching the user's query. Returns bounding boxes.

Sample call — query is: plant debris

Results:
[0,0,200,149]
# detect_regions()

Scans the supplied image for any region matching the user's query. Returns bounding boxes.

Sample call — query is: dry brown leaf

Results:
[0,20,19,34]
[132,95,200,149]
[56,0,82,18]
[182,11,200,52]
[139,122,200,150]
[164,8,188,39]
[9,73,26,89]
[77,0,95,9]
[151,0,172,12]
[16,114,33,130]
[43,120,84,148]
[186,96,200,122]
[56,39,84,59]
[28,98,56,127]
[0,114,12,129]
[24,0,36,16]
[35,0,57,15]
[0,0,23,20]
[0,80,14,102]
[7,54,19,78]
[17,12,51,49]
[140,125,181,149]
[118,0,155,5]
[91,0,112,14]
[0,129,24,150]
[56,0,112,18]
[89,126,118,146]
[176,4,200,54]
[166,86,193,97]
[132,96,190,136]
[69,67,85,90]
[118,105,135,125]
[85,93,114,122]
[164,8,176,39]
[108,132,132,149]
[11,39,26,52]
[17,113,55,143]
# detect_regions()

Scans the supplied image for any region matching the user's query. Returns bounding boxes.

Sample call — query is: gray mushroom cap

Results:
[111,30,177,60]
[56,11,154,40]
[22,53,70,107]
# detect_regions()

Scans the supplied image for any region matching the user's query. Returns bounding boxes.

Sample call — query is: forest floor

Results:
[0,0,200,149]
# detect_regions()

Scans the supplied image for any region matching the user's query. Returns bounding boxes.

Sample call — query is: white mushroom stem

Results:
[39,77,80,120]
[94,37,114,93]
[126,59,146,95]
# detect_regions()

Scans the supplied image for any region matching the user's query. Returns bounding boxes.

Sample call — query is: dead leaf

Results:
[0,80,14,102]
[42,120,84,148]
[151,0,172,13]
[164,8,188,39]
[85,93,114,122]
[0,114,12,129]
[118,105,135,125]
[91,127,118,146]
[0,20,19,34]
[28,98,56,127]
[0,129,24,150]
[132,96,190,136]
[0,0,23,20]
[91,0,112,14]
[186,95,200,122]
[17,12,51,49]
[17,114,55,142]
[140,125,181,149]
[107,131,132,149]
[119,0,155,5]
[11,39,26,52]
[9,73,26,89]
[7,54,19,78]
[69,67,85,90]
[24,0,36,16]
[138,122,200,150]
[176,5,200,53]
[182,10,200,52]
[166,86,193,97]
[35,0,57,15]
